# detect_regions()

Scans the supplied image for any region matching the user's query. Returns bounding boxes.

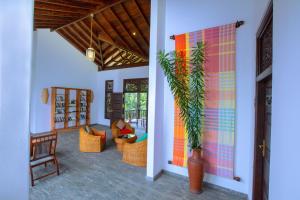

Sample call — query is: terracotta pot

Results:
[188,148,204,193]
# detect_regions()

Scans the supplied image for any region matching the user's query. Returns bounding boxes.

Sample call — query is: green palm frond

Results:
[158,42,205,149]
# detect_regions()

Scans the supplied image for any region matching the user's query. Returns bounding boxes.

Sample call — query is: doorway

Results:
[253,2,273,200]
[123,78,148,133]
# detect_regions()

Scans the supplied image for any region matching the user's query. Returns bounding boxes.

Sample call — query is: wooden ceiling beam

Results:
[105,50,125,66]
[35,19,71,24]
[34,15,74,21]
[103,48,119,63]
[103,62,149,71]
[35,2,87,14]
[107,7,146,57]
[119,3,149,48]
[74,0,106,5]
[98,34,147,60]
[35,10,82,18]
[54,0,128,31]
[103,46,116,58]
[98,13,130,50]
[35,0,95,10]
[98,40,104,70]
[132,0,149,27]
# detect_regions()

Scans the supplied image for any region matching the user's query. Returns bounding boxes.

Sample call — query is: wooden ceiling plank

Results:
[35,5,87,15]
[35,0,95,10]
[35,10,82,18]
[107,7,146,57]
[75,0,106,5]
[54,0,128,31]
[119,3,149,47]
[92,18,114,44]
[99,13,131,50]
[98,34,147,60]
[105,50,125,66]
[103,49,120,63]
[132,0,149,27]
[103,46,117,58]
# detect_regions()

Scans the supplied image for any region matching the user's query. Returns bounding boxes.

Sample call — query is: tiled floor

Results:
[30,125,247,200]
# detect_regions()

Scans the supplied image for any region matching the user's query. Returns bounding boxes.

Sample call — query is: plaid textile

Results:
[172,23,236,178]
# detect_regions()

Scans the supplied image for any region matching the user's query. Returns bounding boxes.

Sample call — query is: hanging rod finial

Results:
[236,20,245,28]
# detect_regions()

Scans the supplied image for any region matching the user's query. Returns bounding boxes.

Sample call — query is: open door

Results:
[110,93,124,126]
[253,2,273,200]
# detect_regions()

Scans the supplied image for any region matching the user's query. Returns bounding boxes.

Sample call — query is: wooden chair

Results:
[111,120,135,139]
[30,131,59,186]
[122,140,147,167]
[79,127,106,152]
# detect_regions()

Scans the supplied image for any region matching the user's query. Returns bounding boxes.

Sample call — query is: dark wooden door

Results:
[110,93,124,126]
[253,3,272,200]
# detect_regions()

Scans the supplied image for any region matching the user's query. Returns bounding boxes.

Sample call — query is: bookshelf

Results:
[51,87,91,131]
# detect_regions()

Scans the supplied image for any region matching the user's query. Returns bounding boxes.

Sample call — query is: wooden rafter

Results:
[120,3,149,47]
[34,0,150,71]
[104,62,149,70]
[35,2,87,14]
[132,0,149,27]
[35,0,95,10]
[107,7,146,57]
[54,0,128,31]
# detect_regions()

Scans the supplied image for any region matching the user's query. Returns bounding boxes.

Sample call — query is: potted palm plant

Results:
[158,42,205,193]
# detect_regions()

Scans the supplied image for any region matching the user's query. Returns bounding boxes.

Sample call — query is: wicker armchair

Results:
[79,127,106,152]
[111,120,135,139]
[122,140,147,167]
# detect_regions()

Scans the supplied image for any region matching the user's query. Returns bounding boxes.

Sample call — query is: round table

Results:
[114,134,137,152]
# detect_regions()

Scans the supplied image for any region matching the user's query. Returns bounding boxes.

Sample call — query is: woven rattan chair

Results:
[79,127,106,152]
[122,140,147,167]
[111,120,135,139]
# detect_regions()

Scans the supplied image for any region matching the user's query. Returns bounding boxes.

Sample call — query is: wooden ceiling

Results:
[34,0,150,71]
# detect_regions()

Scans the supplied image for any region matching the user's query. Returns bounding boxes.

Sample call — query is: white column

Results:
[146,0,166,179]
[0,0,34,199]
[270,0,300,199]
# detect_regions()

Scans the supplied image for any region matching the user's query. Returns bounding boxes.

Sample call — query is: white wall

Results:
[270,0,300,199]
[158,0,270,196]
[97,66,148,126]
[0,0,33,199]
[30,29,98,133]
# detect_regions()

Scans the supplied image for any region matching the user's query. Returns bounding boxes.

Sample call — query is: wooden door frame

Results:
[252,2,273,200]
[123,78,149,132]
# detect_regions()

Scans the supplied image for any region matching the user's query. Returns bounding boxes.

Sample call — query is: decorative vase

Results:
[188,148,204,193]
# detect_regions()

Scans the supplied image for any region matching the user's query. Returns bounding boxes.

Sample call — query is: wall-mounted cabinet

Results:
[51,87,91,131]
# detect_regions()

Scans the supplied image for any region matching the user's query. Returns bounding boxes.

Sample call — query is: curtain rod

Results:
[169,20,245,40]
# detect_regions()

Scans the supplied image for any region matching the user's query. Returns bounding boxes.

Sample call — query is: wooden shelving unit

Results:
[51,87,91,131]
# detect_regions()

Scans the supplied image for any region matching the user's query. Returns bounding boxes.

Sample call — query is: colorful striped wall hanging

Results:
[172,23,236,179]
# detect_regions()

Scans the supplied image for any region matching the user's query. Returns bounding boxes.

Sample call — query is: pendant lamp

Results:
[86,14,95,62]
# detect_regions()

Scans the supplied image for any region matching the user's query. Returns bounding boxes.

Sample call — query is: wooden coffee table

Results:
[114,134,137,152]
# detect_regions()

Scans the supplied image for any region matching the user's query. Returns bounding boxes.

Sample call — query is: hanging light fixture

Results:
[86,14,95,62]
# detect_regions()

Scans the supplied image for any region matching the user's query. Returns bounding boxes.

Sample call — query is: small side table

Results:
[114,134,137,152]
